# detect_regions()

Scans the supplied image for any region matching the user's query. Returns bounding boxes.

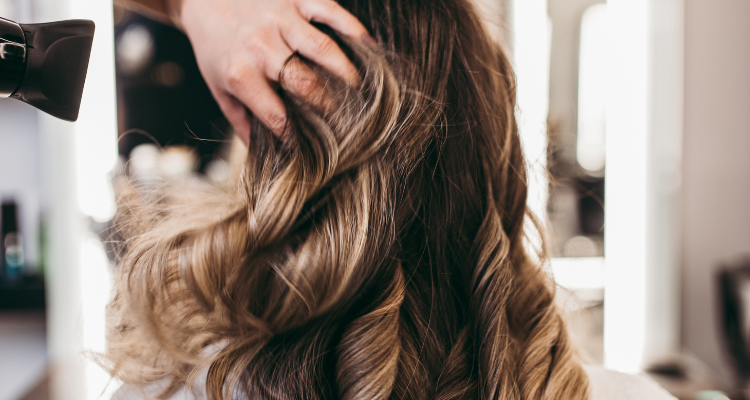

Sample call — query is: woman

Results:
[108,0,676,399]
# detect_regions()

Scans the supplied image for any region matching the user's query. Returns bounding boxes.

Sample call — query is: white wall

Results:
[682,0,750,387]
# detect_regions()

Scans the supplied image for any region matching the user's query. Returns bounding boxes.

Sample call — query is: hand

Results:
[175,0,373,143]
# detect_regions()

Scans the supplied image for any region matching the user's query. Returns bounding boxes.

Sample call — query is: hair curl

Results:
[105,0,591,399]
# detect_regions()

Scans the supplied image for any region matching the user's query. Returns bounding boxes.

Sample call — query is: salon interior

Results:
[0,0,748,398]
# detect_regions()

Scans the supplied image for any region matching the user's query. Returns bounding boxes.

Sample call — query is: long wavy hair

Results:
[105,0,590,398]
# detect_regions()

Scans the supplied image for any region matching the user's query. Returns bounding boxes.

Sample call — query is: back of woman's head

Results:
[106,0,590,399]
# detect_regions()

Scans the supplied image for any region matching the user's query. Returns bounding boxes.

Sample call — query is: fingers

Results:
[217,0,373,139]
[280,56,332,114]
[282,17,360,86]
[212,90,253,144]
[223,57,331,141]
[296,0,372,42]
[224,29,336,138]
[224,53,289,138]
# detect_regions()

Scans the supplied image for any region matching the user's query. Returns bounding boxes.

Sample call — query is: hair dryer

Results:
[0,16,94,121]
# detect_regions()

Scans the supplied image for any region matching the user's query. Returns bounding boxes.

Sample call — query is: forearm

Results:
[115,0,183,26]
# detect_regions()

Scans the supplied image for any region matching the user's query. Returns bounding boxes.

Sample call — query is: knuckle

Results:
[259,12,279,31]
[309,34,334,55]
[225,60,249,88]
[244,32,267,52]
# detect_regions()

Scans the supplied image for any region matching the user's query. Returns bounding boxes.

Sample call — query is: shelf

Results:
[0,276,46,310]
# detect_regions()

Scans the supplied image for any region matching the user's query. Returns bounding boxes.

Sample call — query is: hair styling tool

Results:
[0,16,94,121]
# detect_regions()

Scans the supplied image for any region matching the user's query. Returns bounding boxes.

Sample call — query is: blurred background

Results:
[0,0,748,399]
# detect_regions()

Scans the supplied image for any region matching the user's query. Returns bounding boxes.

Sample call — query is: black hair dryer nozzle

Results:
[0,17,95,122]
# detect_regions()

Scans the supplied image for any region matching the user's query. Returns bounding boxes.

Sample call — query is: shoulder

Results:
[585,365,677,400]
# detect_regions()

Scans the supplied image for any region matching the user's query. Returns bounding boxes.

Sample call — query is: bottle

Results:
[1,201,24,281]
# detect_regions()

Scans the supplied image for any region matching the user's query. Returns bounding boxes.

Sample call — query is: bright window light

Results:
[33,0,117,397]
[604,0,650,373]
[71,0,119,397]
[512,0,551,229]
[73,0,118,223]
[80,234,118,400]
[577,5,607,174]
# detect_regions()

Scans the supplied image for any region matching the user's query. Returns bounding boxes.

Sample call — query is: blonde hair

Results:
[105,0,590,398]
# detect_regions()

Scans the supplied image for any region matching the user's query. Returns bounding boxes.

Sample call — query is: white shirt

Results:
[113,365,677,400]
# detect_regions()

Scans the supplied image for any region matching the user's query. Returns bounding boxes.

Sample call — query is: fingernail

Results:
[361,33,378,50]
